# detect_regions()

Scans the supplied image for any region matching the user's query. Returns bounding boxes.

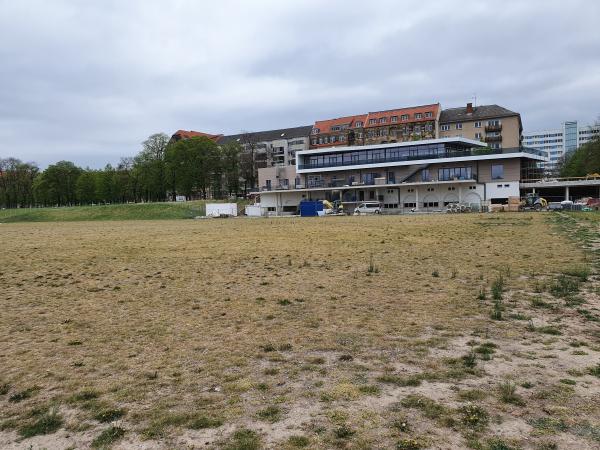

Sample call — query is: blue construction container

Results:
[299,200,324,217]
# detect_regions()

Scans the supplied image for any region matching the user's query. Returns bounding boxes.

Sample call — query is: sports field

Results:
[1,213,599,449]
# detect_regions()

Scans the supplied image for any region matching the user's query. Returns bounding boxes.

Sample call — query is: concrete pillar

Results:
[415,187,419,211]
[565,186,570,201]
[458,185,463,203]
[532,187,536,194]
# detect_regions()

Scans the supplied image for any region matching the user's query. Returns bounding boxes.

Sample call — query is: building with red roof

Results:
[310,103,441,149]
[170,130,224,143]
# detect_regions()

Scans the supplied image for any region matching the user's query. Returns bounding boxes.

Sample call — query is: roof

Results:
[312,114,367,134]
[440,104,520,124]
[363,104,440,128]
[218,125,313,144]
[171,130,223,142]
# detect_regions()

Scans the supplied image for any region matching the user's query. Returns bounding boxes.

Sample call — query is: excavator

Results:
[521,192,548,211]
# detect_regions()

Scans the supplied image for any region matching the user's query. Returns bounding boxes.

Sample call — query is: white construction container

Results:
[206,203,238,217]
[245,205,266,217]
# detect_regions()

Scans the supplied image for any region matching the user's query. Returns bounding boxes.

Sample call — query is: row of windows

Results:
[312,113,436,134]
[311,125,436,145]
[366,112,433,125]
[440,120,501,132]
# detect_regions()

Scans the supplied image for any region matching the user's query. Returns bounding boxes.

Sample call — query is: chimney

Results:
[466,102,473,114]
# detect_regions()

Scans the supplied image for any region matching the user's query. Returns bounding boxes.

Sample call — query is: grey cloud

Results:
[1,0,599,168]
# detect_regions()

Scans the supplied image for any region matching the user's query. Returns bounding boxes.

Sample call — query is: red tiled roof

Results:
[312,114,368,134]
[172,130,223,142]
[363,104,440,128]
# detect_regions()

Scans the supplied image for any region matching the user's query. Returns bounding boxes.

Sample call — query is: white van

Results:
[353,202,382,215]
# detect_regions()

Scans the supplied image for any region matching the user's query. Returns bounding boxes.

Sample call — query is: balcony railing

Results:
[298,147,546,170]
[485,124,502,132]
[484,135,502,142]
[269,178,478,191]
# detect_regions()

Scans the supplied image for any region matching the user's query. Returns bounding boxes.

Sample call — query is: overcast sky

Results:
[1,0,599,168]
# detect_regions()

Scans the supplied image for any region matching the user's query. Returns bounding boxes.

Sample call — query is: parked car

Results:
[353,202,382,215]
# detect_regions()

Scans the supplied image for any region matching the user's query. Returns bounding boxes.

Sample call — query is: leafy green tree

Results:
[221,141,242,196]
[0,158,39,208]
[36,161,82,206]
[134,133,169,202]
[559,134,600,177]
[96,164,117,203]
[165,136,221,199]
[76,170,97,204]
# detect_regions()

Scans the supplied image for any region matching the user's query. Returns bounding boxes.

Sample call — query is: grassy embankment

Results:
[0,200,247,223]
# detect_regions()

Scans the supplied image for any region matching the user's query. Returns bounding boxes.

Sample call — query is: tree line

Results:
[0,133,250,209]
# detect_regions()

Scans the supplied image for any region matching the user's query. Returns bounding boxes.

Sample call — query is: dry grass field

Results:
[1,213,599,449]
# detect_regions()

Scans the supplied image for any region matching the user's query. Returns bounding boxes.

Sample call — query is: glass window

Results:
[491,164,504,180]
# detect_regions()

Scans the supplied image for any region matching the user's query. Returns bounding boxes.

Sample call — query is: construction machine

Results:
[521,193,548,211]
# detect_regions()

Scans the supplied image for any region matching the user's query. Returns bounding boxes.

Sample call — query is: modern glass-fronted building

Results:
[257,137,546,214]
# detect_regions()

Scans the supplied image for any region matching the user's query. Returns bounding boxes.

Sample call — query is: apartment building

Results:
[523,121,600,172]
[310,104,441,149]
[257,137,546,214]
[439,104,522,150]
[219,125,312,168]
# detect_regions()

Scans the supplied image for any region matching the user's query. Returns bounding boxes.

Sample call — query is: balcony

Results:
[485,124,502,132]
[484,134,503,143]
[286,178,478,192]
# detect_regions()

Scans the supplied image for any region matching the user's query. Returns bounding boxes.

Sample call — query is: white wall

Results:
[260,191,305,208]
[485,181,519,199]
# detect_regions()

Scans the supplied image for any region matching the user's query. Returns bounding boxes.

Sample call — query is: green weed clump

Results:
[19,406,63,438]
[549,275,580,298]
[458,404,489,431]
[562,265,590,282]
[491,274,504,301]
[256,406,282,423]
[498,381,525,406]
[91,426,125,449]
[223,428,261,450]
